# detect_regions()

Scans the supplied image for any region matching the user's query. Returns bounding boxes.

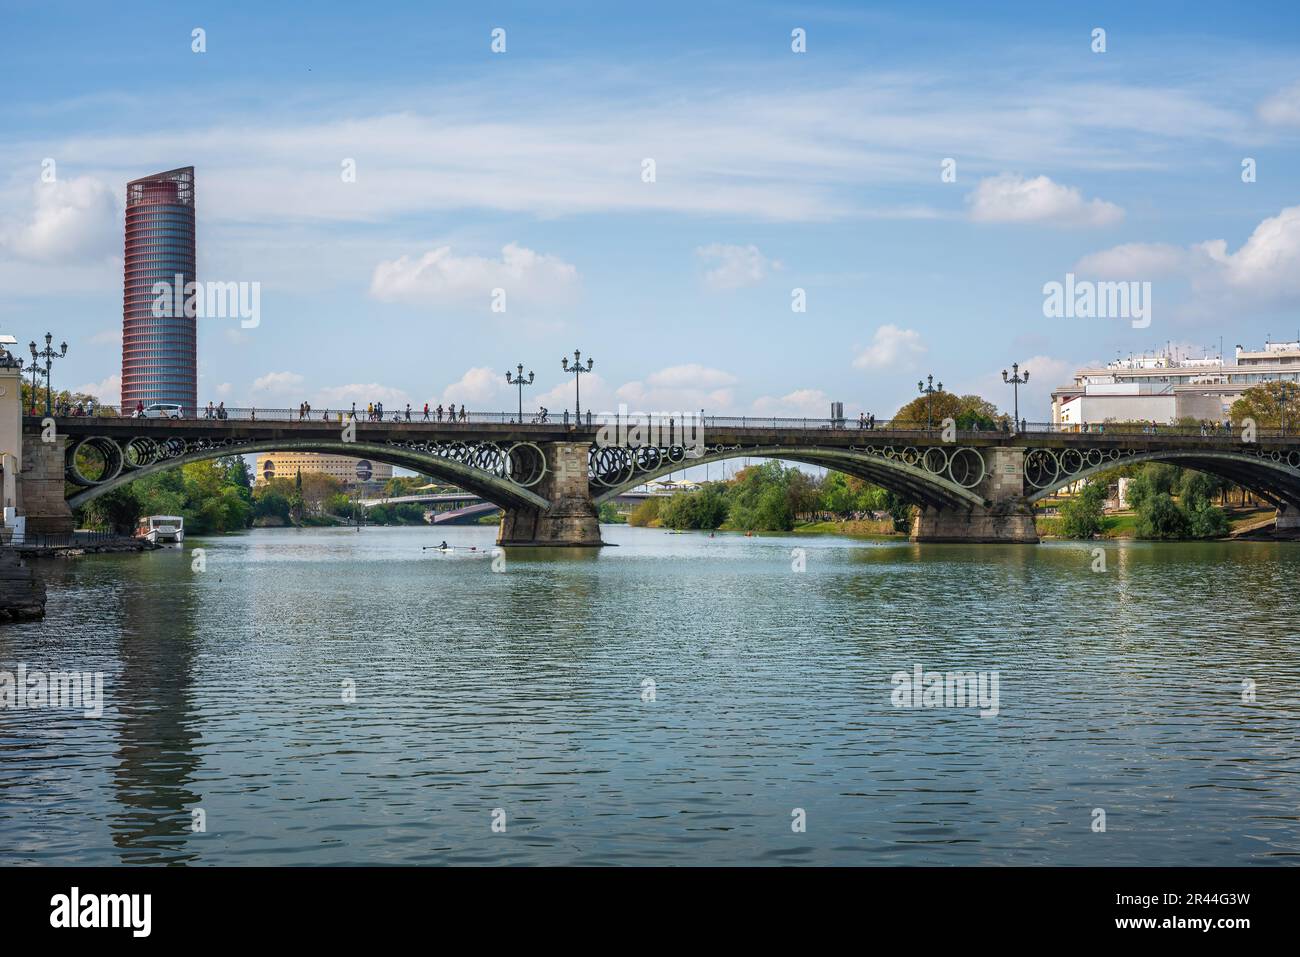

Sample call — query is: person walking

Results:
[422,403,430,421]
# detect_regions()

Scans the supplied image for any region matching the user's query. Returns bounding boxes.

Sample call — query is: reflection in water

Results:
[111,548,202,864]
[1,526,1298,865]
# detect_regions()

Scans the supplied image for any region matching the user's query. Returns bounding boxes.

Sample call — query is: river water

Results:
[1,525,1297,866]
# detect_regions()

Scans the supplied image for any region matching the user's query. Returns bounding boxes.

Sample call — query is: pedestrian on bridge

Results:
[436,404,443,422]
[405,403,412,421]
[423,403,430,421]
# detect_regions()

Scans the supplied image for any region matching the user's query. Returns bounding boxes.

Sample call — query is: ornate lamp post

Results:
[561,349,593,419]
[505,363,534,423]
[1002,362,1029,432]
[917,373,943,430]
[30,333,67,417]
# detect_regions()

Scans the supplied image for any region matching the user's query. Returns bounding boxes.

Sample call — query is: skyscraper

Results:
[122,166,196,413]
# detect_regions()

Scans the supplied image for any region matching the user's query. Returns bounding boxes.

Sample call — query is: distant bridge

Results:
[27,407,1300,544]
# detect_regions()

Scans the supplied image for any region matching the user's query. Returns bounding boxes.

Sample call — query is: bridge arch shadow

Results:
[590,444,989,511]
[65,438,550,512]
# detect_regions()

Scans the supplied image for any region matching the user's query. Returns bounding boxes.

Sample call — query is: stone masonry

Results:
[911,446,1039,543]
[497,441,603,546]
[21,436,75,535]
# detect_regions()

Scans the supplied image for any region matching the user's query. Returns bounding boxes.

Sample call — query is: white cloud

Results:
[250,371,306,396]
[1076,204,1300,302]
[966,355,1076,423]
[966,173,1123,228]
[752,388,834,417]
[1259,83,1300,126]
[74,373,121,406]
[440,366,506,406]
[370,242,578,310]
[0,176,118,263]
[615,364,737,413]
[533,373,612,416]
[852,325,926,369]
[1074,242,1191,279]
[696,243,781,290]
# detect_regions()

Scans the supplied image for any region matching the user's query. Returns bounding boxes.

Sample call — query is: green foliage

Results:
[1229,381,1300,429]
[597,501,627,524]
[365,503,427,525]
[659,483,729,530]
[1136,492,1189,540]
[78,459,253,534]
[727,462,797,531]
[882,490,914,532]
[627,497,662,527]
[1058,480,1107,538]
[1186,501,1229,539]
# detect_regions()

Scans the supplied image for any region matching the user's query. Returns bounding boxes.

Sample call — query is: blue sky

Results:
[2,0,1300,424]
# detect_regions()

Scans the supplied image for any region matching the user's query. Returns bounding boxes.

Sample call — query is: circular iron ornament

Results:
[921,447,949,474]
[901,447,920,466]
[1288,451,1300,469]
[946,447,986,488]
[1085,449,1104,467]
[123,437,158,469]
[1024,449,1060,489]
[67,436,124,486]
[1059,448,1085,475]
[635,446,664,473]
[505,442,547,487]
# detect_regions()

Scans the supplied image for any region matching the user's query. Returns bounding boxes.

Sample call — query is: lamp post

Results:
[917,374,943,430]
[1002,362,1029,432]
[561,349,593,420]
[505,363,534,424]
[30,332,67,417]
[26,342,41,413]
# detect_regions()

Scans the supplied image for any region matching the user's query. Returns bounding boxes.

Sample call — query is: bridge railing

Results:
[29,407,1296,439]
[3,529,123,549]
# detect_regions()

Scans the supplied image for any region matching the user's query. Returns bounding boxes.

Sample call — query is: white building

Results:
[1052,340,1300,425]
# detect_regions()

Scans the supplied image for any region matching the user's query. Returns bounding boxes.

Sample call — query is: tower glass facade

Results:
[122,167,196,413]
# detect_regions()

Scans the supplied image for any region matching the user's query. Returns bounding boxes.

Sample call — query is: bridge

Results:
[9,395,1300,545]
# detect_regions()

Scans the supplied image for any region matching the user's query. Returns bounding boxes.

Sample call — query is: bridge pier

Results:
[497,441,603,547]
[1274,506,1300,538]
[20,436,75,536]
[910,447,1039,544]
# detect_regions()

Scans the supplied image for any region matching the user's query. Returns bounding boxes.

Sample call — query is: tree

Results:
[1136,492,1189,539]
[627,497,662,527]
[1229,381,1300,430]
[1058,480,1106,538]
[659,484,729,530]
[78,485,142,534]
[892,392,1004,429]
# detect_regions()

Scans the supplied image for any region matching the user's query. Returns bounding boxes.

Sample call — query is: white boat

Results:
[136,515,184,544]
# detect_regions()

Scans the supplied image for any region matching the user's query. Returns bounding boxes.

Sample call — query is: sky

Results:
[3,0,1300,428]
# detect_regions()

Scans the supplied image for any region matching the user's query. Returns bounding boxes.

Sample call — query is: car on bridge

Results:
[136,403,184,419]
